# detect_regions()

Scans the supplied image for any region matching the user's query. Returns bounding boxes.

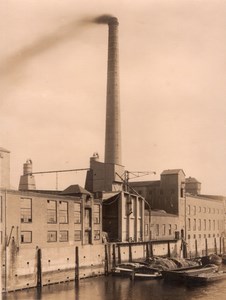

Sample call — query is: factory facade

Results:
[1,14,226,293]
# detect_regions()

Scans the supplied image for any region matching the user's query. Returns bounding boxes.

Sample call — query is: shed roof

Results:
[61,184,91,196]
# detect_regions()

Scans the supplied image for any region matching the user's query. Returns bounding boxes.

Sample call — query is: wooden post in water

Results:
[112,244,116,268]
[223,237,225,254]
[150,242,153,258]
[75,246,79,282]
[167,242,171,258]
[118,244,121,264]
[146,242,149,260]
[195,239,198,257]
[104,244,109,275]
[220,237,222,254]
[129,244,132,262]
[37,248,42,288]
[205,238,208,256]
[214,238,217,254]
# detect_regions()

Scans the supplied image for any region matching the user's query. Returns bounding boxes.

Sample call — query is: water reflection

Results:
[3,273,226,300]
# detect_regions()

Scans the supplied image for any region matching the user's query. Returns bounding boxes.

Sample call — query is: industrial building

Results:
[1,14,226,292]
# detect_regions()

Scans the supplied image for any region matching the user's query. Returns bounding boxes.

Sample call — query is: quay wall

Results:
[2,237,225,292]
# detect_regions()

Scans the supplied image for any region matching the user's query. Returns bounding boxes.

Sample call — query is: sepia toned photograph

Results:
[1,0,226,299]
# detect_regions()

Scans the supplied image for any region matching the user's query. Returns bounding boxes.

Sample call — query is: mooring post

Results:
[223,237,225,254]
[167,242,171,258]
[129,244,132,262]
[195,239,198,257]
[205,238,208,256]
[146,242,149,260]
[220,237,222,254]
[214,238,217,254]
[37,248,42,288]
[112,244,116,268]
[150,242,153,257]
[75,246,79,282]
[104,244,109,275]
[118,244,121,264]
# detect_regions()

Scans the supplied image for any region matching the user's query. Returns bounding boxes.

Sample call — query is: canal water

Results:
[3,272,226,300]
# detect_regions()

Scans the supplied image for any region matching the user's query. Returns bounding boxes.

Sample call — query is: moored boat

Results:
[185,270,226,285]
[162,264,218,282]
[111,262,141,276]
[130,265,162,280]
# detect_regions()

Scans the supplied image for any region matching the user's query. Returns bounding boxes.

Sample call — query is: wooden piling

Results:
[167,242,171,258]
[112,244,116,268]
[104,244,109,275]
[150,242,153,258]
[220,237,222,254]
[129,244,132,262]
[205,238,208,256]
[117,245,121,264]
[146,242,149,260]
[214,238,217,254]
[195,239,198,257]
[75,246,79,282]
[37,248,42,288]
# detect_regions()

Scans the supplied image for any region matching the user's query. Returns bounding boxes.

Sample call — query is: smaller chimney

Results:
[19,159,36,190]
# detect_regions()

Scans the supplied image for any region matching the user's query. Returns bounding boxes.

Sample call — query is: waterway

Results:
[3,271,226,300]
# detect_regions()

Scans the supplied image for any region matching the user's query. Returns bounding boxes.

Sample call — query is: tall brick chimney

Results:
[104,17,121,165]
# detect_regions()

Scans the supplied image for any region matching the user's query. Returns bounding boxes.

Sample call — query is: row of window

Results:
[187,205,224,215]
[155,224,178,236]
[187,218,222,231]
[21,230,101,243]
[20,198,100,225]
[187,233,220,239]
[139,189,184,198]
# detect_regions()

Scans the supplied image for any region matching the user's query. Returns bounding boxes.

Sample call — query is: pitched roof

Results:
[60,184,91,196]
[185,177,201,184]
[161,169,185,176]
[0,147,10,153]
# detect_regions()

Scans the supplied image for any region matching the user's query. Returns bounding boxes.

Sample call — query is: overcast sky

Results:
[1,0,226,194]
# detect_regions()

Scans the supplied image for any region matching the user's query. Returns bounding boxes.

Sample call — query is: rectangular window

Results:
[59,230,68,242]
[169,224,172,235]
[94,204,100,224]
[156,224,159,236]
[209,219,211,230]
[59,201,68,224]
[47,200,57,223]
[188,218,191,231]
[204,219,206,230]
[21,231,32,243]
[47,231,57,242]
[194,206,196,215]
[74,230,81,241]
[74,202,81,224]
[20,198,32,223]
[94,230,100,240]
[187,205,190,215]
[193,219,196,231]
[162,224,166,236]
[198,219,201,231]
[213,220,216,230]
[199,206,201,213]
[174,224,177,231]
[0,231,2,244]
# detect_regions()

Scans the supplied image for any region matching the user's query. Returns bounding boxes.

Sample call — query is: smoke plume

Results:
[0,19,90,79]
[0,14,118,80]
